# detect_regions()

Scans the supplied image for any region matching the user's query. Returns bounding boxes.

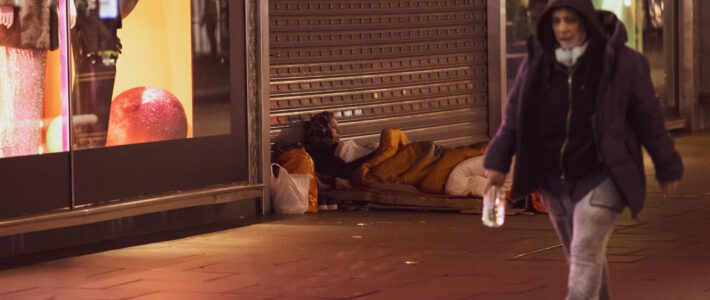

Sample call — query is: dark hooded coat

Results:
[0,0,59,50]
[483,0,683,217]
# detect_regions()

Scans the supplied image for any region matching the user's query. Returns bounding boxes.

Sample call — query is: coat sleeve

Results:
[629,55,683,182]
[483,55,528,174]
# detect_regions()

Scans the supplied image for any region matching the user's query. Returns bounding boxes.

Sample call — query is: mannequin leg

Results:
[71,53,117,149]
[0,46,47,157]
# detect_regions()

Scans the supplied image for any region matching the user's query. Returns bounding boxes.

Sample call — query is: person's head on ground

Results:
[304,111,341,148]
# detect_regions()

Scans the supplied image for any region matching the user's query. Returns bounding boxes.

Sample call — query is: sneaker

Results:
[317,203,329,211]
[324,198,338,211]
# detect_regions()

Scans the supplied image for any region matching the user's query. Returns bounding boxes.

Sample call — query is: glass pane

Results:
[70,0,231,150]
[594,0,671,109]
[0,0,73,219]
[71,0,247,207]
[505,0,548,91]
[192,0,231,137]
[506,0,672,114]
[1,1,71,158]
[642,0,669,107]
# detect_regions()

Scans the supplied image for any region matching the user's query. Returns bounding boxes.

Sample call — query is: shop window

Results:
[0,0,247,218]
[71,0,247,206]
[594,0,671,112]
[1,1,72,159]
[505,0,547,91]
[0,0,74,218]
[70,0,232,150]
[505,0,673,113]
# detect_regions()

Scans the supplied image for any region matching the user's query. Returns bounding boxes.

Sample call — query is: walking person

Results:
[483,0,683,299]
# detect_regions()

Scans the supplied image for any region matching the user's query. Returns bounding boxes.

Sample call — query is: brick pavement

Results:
[0,132,708,299]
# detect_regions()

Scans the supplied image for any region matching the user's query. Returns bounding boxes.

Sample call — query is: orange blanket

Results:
[352,129,485,194]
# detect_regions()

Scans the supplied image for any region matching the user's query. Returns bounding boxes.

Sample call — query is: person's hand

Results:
[0,6,14,29]
[69,0,77,28]
[484,169,506,194]
[659,180,679,199]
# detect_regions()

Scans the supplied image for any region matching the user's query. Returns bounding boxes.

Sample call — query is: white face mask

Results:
[555,40,589,67]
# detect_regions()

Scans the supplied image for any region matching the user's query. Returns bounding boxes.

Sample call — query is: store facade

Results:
[2,0,707,255]
[0,0,268,247]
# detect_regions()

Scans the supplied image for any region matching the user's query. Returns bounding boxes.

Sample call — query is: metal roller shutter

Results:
[269,0,488,147]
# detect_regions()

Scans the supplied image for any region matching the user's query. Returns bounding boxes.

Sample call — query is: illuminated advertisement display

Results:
[0,0,232,157]
[0,0,248,219]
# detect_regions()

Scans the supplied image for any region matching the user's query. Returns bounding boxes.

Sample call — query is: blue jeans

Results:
[542,179,623,300]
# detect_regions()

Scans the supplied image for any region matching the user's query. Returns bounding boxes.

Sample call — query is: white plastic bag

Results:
[270,163,310,214]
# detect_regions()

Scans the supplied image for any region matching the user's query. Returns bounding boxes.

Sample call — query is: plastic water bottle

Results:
[482,185,506,227]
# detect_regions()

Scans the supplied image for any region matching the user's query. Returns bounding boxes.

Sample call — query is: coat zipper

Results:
[559,66,577,181]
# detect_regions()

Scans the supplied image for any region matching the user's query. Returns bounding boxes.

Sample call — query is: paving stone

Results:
[606,247,643,255]
[129,291,274,300]
[0,286,36,296]
[0,265,124,288]
[74,269,230,289]
[232,276,382,299]
[356,274,549,300]
[0,287,151,299]
[107,274,262,294]
[605,255,648,263]
[0,133,709,299]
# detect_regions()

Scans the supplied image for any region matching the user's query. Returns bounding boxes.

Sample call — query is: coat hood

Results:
[536,0,627,51]
[596,10,628,48]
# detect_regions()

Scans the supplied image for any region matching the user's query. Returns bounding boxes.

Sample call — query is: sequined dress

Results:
[0,46,47,158]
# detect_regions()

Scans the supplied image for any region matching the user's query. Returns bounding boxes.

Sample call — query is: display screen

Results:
[0,0,233,157]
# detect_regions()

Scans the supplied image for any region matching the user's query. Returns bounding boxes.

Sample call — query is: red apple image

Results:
[106,87,188,146]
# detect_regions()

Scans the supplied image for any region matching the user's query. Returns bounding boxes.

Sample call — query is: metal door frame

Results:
[488,0,505,136]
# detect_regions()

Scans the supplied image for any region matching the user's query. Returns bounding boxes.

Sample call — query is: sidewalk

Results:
[0,132,708,299]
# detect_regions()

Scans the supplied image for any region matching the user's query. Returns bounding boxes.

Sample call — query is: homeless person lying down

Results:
[304,111,512,197]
